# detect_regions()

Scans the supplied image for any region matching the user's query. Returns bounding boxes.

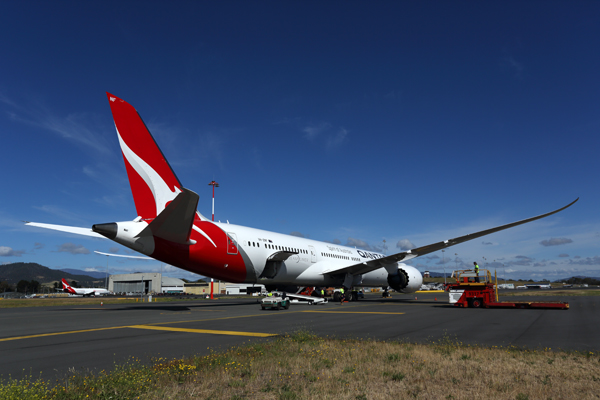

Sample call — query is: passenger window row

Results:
[246,241,307,255]
[321,252,351,261]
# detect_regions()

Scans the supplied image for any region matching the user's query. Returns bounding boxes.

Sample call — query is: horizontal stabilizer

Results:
[137,188,199,245]
[94,251,153,260]
[25,222,104,238]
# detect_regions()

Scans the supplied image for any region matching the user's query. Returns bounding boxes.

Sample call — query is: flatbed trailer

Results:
[447,269,569,310]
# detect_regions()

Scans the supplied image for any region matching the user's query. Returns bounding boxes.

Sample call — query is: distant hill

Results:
[0,263,102,286]
[59,268,107,280]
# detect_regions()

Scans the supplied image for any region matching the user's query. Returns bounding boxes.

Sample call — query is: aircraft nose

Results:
[92,223,118,240]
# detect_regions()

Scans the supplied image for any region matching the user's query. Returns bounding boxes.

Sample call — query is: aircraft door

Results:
[227,233,239,255]
[309,245,317,263]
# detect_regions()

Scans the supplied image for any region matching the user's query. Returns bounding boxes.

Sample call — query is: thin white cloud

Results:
[33,205,91,225]
[3,94,112,154]
[346,237,372,251]
[0,91,17,107]
[290,231,307,238]
[0,246,25,257]
[568,256,600,266]
[303,122,331,140]
[396,239,415,250]
[56,242,90,255]
[326,127,348,148]
[540,237,573,247]
[507,56,524,76]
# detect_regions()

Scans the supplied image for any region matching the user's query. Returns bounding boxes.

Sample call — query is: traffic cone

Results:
[414,296,417,300]
[435,297,437,301]
[101,301,103,306]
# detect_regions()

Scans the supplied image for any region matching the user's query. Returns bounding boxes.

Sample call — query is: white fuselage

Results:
[211,221,422,292]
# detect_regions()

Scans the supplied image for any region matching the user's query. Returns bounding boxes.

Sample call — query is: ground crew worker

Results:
[267,292,273,297]
[320,289,324,298]
[339,287,345,304]
[473,262,480,282]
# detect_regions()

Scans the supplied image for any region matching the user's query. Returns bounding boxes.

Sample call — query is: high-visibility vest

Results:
[267,293,273,297]
[474,264,480,273]
[340,288,344,294]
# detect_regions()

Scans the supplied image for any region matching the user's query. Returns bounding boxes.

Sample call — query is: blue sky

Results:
[1,1,598,281]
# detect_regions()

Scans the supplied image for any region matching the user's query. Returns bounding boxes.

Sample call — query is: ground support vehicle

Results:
[288,293,328,305]
[447,269,569,310]
[261,292,291,310]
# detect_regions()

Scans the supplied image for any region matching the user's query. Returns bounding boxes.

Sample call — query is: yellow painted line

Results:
[128,325,276,337]
[416,290,445,293]
[0,326,125,342]
[302,311,405,315]
[159,312,191,315]
[145,312,287,326]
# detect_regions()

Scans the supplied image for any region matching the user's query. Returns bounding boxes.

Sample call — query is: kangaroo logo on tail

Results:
[61,279,77,295]
[107,93,183,220]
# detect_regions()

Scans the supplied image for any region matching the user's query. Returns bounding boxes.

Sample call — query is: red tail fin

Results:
[106,93,182,220]
[61,279,76,294]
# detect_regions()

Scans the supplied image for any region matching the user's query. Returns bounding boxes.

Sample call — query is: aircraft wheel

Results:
[333,292,340,302]
[277,304,281,310]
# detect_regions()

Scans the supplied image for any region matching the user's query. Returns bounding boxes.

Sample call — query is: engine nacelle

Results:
[387,264,423,293]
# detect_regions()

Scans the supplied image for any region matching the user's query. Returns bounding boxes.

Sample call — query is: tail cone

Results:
[92,223,118,239]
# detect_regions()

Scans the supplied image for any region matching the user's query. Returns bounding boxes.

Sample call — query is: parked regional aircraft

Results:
[26,93,578,295]
[61,279,111,297]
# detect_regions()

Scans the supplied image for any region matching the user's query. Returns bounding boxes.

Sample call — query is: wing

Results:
[25,222,104,238]
[324,198,579,276]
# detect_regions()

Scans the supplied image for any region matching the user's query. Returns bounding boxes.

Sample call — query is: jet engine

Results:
[387,264,423,293]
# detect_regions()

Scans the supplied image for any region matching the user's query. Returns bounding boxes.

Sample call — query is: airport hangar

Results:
[107,273,263,295]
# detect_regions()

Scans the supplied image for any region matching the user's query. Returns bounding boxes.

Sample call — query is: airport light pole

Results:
[104,255,109,290]
[208,180,219,221]
[442,250,446,285]
[141,275,144,301]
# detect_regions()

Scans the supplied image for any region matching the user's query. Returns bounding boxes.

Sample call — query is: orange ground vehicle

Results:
[446,269,568,309]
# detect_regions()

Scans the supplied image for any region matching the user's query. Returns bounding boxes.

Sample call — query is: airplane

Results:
[26,93,578,297]
[61,279,112,297]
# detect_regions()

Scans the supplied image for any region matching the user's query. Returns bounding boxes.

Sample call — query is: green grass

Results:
[1,331,599,400]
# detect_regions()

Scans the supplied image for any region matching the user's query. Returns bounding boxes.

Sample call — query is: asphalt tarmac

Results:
[1,291,598,381]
